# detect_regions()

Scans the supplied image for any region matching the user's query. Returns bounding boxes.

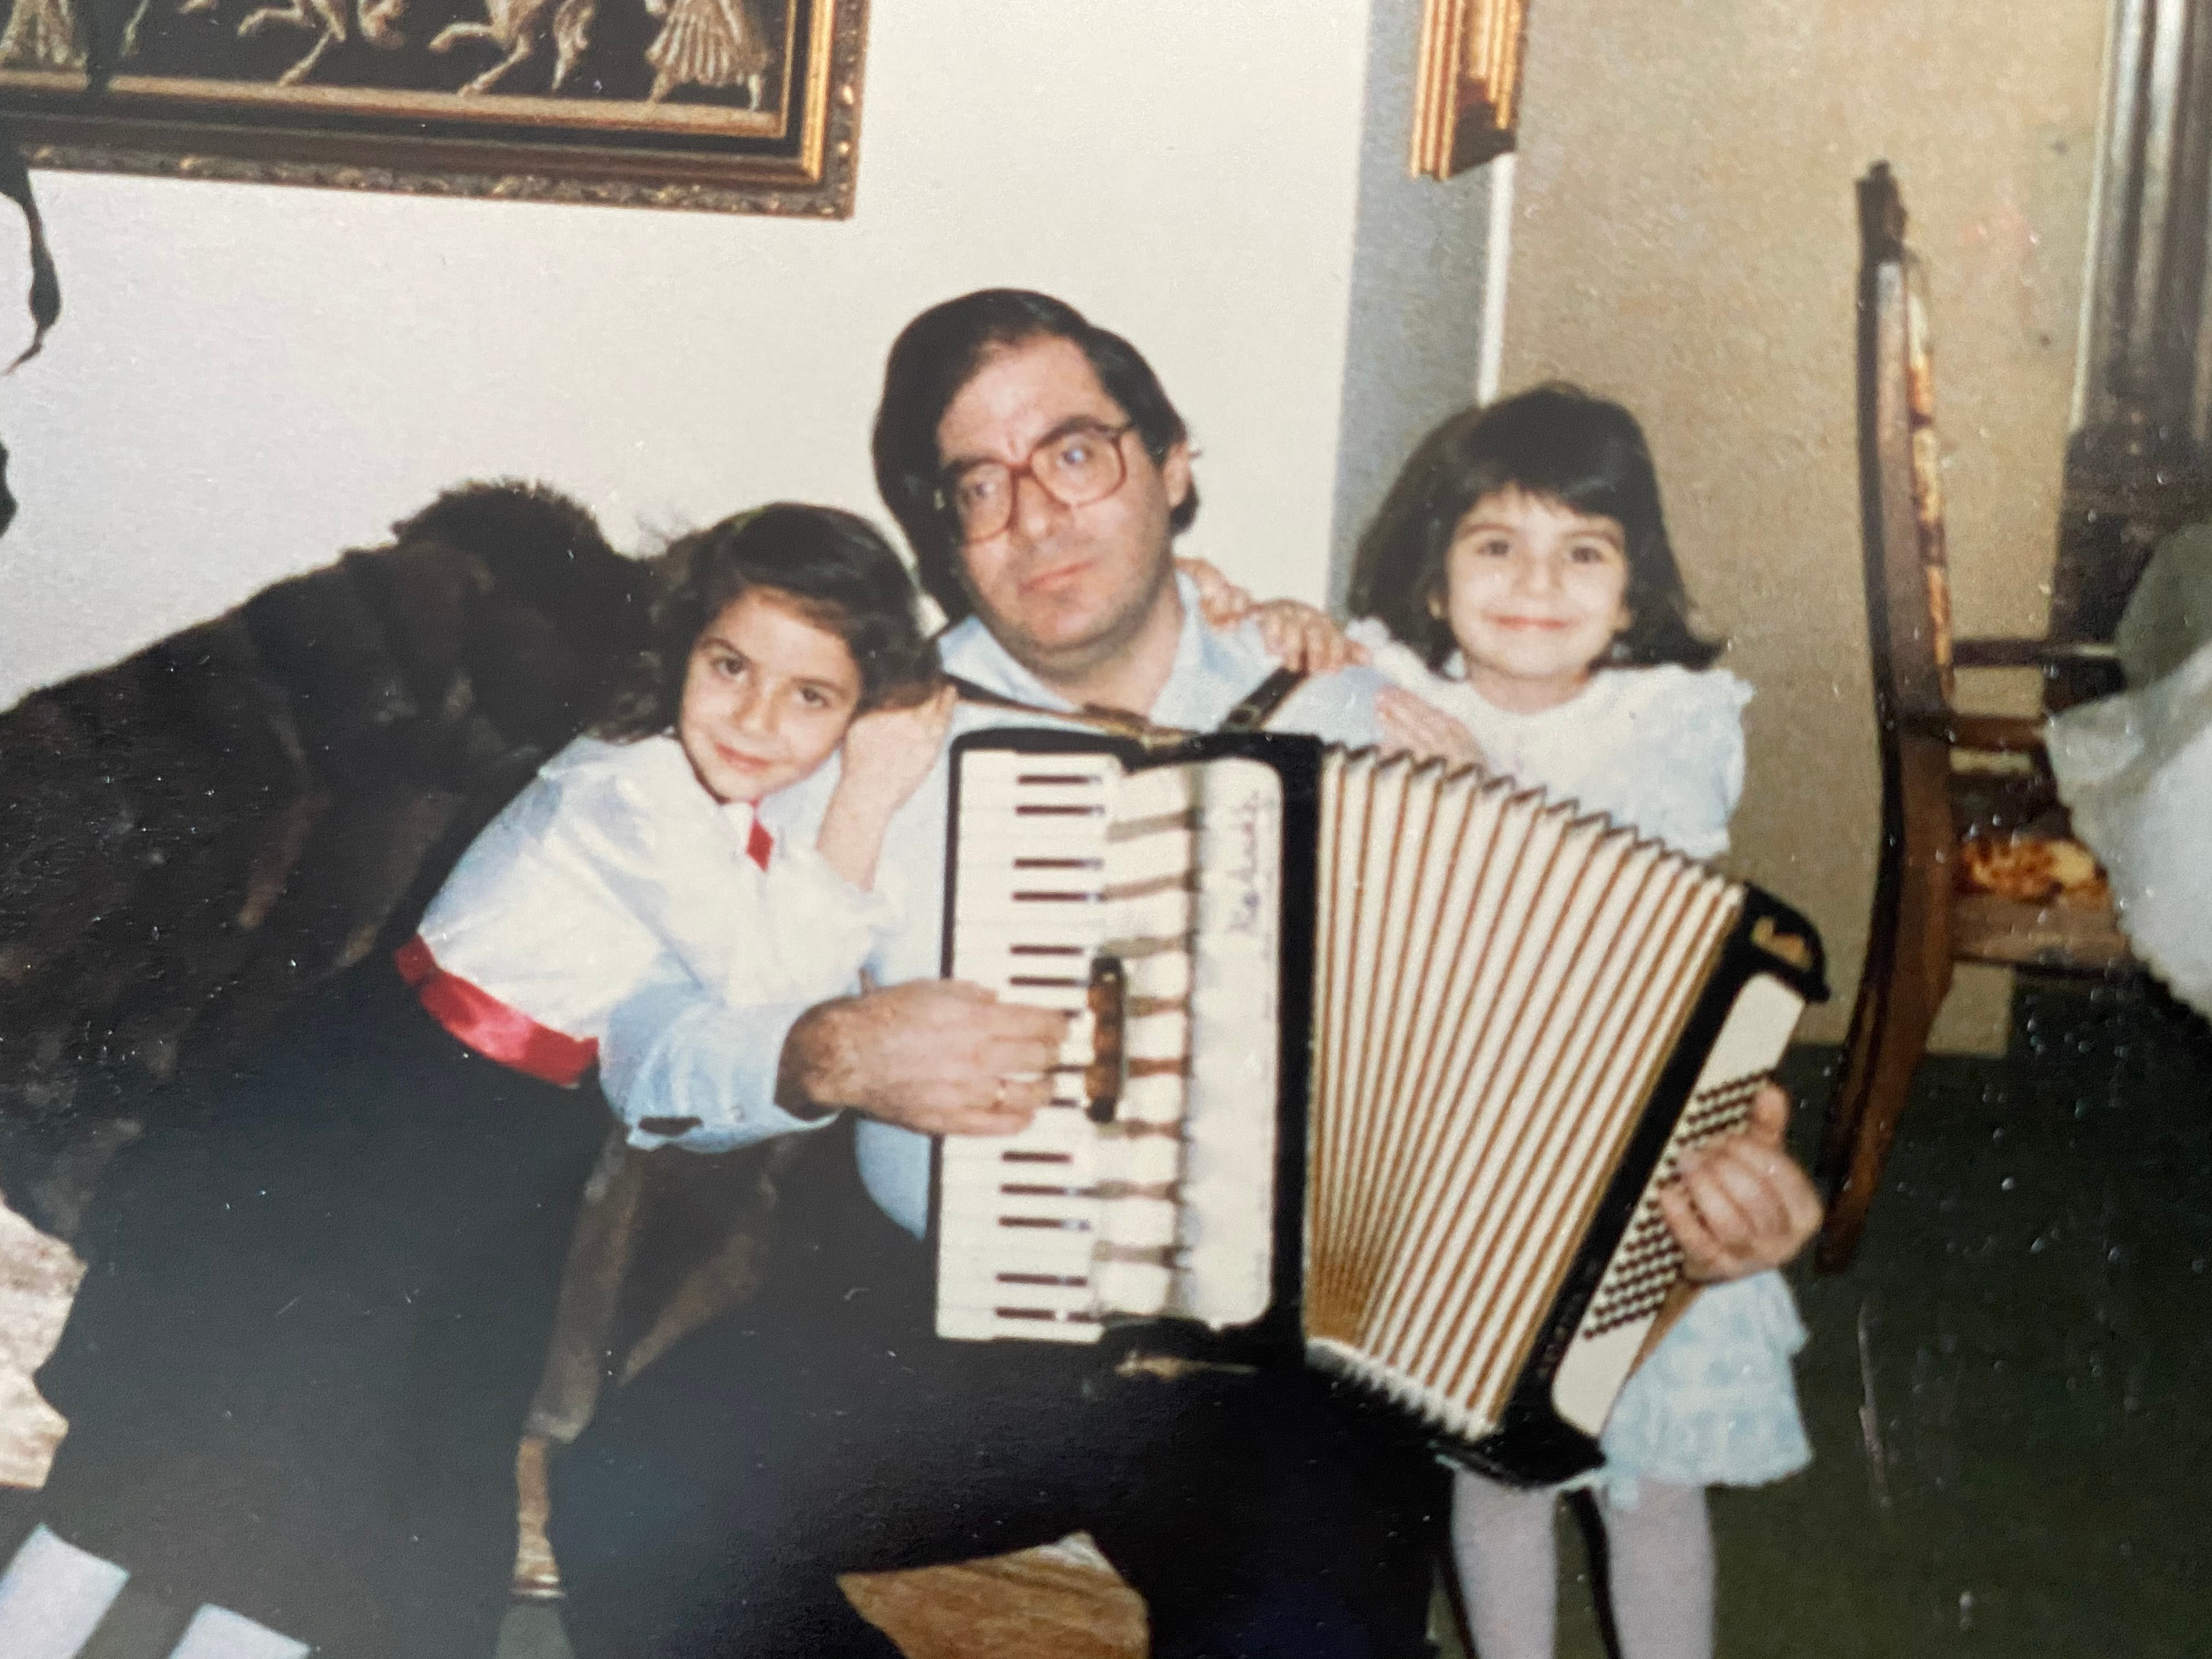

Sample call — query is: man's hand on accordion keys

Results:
[776,979,1069,1135]
[1657,1081,1823,1283]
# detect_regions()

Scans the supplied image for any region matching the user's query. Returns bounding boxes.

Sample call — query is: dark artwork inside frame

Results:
[0,0,787,106]
[0,0,862,213]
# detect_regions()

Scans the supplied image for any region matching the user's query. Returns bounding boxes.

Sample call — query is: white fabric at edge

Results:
[2046,636,2212,1018]
[165,1604,311,1659]
[0,1525,127,1659]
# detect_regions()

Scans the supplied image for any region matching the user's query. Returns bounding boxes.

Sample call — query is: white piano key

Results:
[936,1299,1104,1344]
[1096,1198,1180,1250]
[1123,1015,1192,1061]
[941,1236,1096,1276]
[940,1259,1097,1304]
[938,1286,1098,1325]
[1103,1136,1181,1185]
[977,1193,1100,1228]
[936,1169,1100,1199]
[1095,1260,1173,1313]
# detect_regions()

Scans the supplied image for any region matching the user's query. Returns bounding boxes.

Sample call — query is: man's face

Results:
[934,335,1192,685]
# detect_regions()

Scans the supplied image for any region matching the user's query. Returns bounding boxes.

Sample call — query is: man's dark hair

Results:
[872,290,1200,623]
[596,503,940,739]
[1346,384,1722,674]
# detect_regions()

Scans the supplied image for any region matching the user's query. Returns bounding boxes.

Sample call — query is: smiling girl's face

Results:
[1435,486,1633,714]
[677,587,864,804]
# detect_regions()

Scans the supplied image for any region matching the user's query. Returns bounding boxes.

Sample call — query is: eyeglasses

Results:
[934,420,1137,544]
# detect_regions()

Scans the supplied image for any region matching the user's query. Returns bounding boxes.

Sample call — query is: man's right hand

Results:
[777,979,1069,1136]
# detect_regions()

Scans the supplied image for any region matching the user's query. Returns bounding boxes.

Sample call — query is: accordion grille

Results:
[1301,749,1742,1443]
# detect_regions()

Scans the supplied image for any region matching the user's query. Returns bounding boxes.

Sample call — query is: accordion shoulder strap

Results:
[947,665,1311,743]
[945,675,1184,744]
[1218,667,1307,733]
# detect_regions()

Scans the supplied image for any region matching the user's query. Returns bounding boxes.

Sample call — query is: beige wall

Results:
[1499,0,2109,1045]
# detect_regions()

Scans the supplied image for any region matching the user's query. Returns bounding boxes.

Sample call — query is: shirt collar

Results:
[936,572,1232,724]
[715,798,775,870]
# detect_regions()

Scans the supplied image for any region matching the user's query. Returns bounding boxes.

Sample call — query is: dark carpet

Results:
[1534,978,2212,1659]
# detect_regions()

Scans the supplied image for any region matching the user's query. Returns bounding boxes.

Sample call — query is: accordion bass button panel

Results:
[1548,972,1812,1436]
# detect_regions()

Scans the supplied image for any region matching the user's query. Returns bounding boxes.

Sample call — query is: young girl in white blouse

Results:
[1345,385,1811,1659]
[404,501,955,1118]
[10,505,952,1659]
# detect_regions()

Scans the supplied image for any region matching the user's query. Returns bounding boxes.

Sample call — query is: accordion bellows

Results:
[932,731,1826,1484]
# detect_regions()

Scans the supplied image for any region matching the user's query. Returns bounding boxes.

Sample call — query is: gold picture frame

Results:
[0,0,865,215]
[1410,0,1527,179]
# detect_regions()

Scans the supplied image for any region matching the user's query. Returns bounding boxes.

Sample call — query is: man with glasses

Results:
[552,290,1821,1659]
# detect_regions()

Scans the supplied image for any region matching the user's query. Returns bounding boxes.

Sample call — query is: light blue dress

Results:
[1350,620,1813,1501]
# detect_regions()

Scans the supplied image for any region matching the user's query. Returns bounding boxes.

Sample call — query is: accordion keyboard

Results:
[938,748,1124,1342]
[936,744,1286,1344]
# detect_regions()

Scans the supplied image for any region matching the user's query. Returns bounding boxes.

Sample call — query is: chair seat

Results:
[1953,891,2132,970]
[1951,824,2129,968]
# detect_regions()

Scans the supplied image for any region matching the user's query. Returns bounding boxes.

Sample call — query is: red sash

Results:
[394,935,599,1087]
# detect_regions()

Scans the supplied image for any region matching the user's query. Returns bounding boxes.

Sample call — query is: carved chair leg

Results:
[1818,900,1951,1273]
[512,1129,648,1598]
[514,1435,561,1601]
[524,1131,650,1443]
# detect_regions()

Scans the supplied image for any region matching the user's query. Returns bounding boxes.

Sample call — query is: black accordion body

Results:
[929,728,1828,1486]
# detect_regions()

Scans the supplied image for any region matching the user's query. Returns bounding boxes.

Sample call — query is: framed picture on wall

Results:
[0,0,864,214]
[1410,0,1527,178]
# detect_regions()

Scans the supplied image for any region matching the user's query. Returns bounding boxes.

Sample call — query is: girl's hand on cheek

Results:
[1377,688,1486,769]
[1256,601,1369,674]
[840,682,957,812]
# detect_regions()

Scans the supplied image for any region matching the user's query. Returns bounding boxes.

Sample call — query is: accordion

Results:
[930,727,1827,1485]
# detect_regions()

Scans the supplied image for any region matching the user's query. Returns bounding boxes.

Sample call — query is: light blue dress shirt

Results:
[600,574,1386,1238]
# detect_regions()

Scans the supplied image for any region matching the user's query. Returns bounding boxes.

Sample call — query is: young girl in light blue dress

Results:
[1344,385,1812,1659]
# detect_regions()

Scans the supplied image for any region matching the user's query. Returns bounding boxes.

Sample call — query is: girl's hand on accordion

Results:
[777,979,1067,1135]
[1658,1082,1823,1282]
[1377,689,1487,770]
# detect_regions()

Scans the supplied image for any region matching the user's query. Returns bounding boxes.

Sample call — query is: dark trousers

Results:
[35,964,611,1657]
[551,1139,1446,1659]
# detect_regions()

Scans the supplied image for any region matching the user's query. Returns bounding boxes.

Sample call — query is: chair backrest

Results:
[1858,162,1957,721]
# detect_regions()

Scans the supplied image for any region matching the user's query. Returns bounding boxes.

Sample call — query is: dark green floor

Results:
[10,978,2207,1657]
[1523,979,2212,1659]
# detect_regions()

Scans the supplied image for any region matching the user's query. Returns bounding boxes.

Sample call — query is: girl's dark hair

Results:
[1346,384,1722,673]
[595,503,940,740]
[872,289,1199,623]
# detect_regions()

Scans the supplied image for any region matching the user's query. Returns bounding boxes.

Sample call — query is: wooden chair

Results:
[1814,165,2135,1273]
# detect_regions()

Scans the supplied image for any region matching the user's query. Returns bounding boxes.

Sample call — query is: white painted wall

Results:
[0,2,1379,708]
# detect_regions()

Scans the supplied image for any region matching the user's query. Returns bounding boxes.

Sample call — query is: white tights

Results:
[1449,1468,1716,1659]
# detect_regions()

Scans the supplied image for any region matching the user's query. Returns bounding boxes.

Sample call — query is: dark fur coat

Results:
[0,482,653,1232]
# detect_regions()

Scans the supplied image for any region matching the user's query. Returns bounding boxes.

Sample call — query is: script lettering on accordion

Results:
[935,747,1282,1342]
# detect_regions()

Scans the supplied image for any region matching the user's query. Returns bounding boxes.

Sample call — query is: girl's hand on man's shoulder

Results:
[1177,555,1370,675]
[1252,600,1370,675]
